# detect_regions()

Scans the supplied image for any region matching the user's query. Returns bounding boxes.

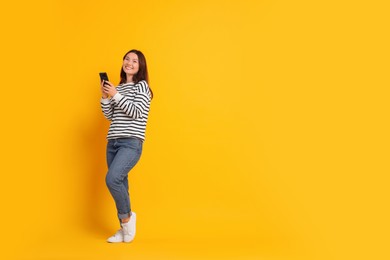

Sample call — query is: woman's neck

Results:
[126,75,134,83]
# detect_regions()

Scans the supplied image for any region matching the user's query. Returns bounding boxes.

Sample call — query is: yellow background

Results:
[1,0,389,259]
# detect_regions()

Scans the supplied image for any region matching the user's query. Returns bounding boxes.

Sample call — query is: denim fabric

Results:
[106,138,142,220]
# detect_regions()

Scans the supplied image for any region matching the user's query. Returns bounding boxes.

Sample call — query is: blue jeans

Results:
[105,138,143,220]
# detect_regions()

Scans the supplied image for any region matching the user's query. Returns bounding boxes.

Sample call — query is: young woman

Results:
[100,49,153,243]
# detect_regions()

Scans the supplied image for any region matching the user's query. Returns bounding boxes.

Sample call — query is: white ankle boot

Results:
[121,212,136,243]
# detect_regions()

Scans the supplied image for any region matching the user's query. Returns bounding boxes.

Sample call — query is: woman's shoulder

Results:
[136,80,148,87]
[135,80,149,91]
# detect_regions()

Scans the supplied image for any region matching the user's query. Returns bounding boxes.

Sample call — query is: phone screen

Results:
[99,72,109,83]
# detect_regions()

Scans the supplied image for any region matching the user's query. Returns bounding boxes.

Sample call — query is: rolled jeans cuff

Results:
[118,212,131,219]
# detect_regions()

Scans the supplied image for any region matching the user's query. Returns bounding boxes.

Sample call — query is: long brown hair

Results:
[120,49,153,99]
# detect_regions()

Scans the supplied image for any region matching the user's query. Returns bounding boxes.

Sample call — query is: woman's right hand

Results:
[101,81,109,99]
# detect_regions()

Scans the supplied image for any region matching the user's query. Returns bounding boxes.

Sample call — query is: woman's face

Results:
[123,52,139,77]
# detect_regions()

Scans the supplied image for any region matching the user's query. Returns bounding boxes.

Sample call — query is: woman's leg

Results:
[105,138,142,221]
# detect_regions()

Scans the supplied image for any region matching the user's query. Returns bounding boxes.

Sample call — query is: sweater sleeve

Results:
[111,80,151,119]
[100,98,114,121]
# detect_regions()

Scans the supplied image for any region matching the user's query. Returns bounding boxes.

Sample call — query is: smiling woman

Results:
[100,49,153,243]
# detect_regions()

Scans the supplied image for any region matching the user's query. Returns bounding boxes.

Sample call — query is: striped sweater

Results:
[100,80,151,141]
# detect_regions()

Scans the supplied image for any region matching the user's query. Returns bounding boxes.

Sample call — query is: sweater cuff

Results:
[112,93,123,103]
[101,97,111,104]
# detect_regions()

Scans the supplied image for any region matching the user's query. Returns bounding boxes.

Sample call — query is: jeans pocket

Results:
[120,138,142,152]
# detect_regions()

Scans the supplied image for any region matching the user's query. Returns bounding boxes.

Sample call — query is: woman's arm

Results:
[100,98,114,120]
[100,80,114,120]
[112,80,151,119]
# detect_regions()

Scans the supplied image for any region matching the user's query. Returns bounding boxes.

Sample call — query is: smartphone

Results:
[99,72,109,85]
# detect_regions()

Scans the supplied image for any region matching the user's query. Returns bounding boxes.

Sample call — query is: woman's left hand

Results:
[102,81,118,97]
